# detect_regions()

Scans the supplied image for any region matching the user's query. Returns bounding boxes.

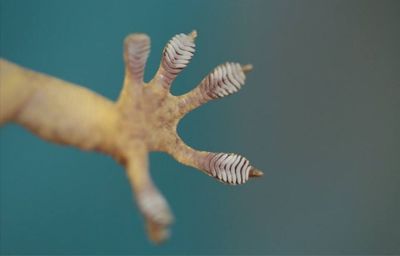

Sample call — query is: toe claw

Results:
[249,167,263,177]
[241,64,253,73]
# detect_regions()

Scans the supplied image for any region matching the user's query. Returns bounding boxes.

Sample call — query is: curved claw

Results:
[241,64,253,73]
[249,167,264,177]
[189,30,198,40]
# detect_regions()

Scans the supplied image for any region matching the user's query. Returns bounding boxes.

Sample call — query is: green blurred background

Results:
[1,0,399,254]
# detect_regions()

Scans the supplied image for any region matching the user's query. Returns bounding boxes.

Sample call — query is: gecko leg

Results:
[0,30,264,243]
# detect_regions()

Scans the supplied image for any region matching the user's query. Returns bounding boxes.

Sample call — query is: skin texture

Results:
[0,31,263,243]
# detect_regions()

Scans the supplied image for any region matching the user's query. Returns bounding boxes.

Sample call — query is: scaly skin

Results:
[0,31,263,243]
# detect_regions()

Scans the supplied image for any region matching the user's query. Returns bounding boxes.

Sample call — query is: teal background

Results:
[1,0,399,254]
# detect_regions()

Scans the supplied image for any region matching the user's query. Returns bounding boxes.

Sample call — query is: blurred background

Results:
[0,0,399,254]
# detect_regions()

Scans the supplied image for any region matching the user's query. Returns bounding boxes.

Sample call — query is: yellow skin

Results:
[0,31,263,243]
